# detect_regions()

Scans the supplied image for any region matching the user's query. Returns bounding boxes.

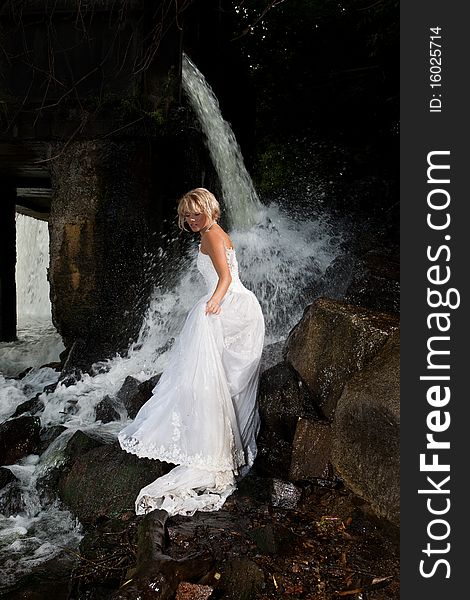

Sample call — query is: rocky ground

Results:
[1,470,399,600]
[0,244,400,599]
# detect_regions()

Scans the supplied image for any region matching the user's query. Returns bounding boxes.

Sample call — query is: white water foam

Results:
[0,453,83,588]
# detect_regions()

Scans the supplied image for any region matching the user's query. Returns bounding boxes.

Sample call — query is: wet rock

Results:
[270,478,302,510]
[255,362,317,478]
[65,429,104,457]
[331,331,400,525]
[344,251,400,314]
[57,442,170,524]
[289,418,334,482]
[0,551,76,599]
[37,429,104,501]
[0,416,41,465]
[38,425,68,455]
[0,466,17,489]
[95,395,121,423]
[117,374,162,419]
[248,524,296,556]
[134,374,162,406]
[39,361,62,372]
[284,297,399,420]
[0,479,24,516]
[42,382,58,394]
[316,250,400,316]
[0,467,23,516]
[314,253,356,301]
[175,582,214,600]
[218,558,264,600]
[15,366,34,380]
[116,376,140,404]
[11,394,44,418]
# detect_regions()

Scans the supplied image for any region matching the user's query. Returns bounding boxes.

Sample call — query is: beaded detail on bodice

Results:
[197,245,244,293]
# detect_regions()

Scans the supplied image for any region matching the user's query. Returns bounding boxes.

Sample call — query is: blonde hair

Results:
[177,188,221,230]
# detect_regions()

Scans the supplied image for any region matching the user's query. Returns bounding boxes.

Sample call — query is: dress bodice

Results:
[197,245,244,293]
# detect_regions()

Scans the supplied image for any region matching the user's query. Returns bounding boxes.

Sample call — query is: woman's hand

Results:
[206,299,221,315]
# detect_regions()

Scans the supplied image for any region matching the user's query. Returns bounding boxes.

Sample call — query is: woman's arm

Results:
[203,234,232,315]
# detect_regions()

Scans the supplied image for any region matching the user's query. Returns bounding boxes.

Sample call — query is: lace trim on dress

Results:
[224,247,239,278]
[224,329,250,350]
[117,431,245,473]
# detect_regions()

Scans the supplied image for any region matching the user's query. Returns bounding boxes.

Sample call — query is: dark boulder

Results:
[117,374,162,419]
[254,361,317,478]
[313,253,356,301]
[0,416,41,465]
[11,394,44,418]
[36,429,104,502]
[0,466,17,489]
[284,297,398,420]
[344,251,400,314]
[0,467,23,516]
[289,418,334,483]
[331,331,400,525]
[95,395,121,423]
[0,551,76,600]
[57,441,171,524]
[216,557,264,600]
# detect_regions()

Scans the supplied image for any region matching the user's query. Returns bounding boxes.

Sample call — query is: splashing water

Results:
[230,203,340,342]
[0,452,83,589]
[0,58,344,588]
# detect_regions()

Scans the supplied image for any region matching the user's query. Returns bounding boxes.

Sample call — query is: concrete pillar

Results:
[0,181,17,341]
[49,139,153,368]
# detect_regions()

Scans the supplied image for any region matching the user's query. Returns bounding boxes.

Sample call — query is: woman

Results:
[118,188,265,517]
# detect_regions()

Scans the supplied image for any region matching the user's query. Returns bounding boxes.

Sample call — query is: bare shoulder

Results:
[203,225,234,252]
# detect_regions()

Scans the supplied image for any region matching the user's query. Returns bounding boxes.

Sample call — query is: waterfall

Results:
[0,214,64,378]
[16,214,52,321]
[182,54,263,229]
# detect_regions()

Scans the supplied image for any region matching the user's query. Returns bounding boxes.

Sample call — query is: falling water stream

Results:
[0,55,343,588]
[1,215,65,381]
[182,54,262,228]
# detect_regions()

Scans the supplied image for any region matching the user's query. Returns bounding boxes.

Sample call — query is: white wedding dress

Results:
[118,243,265,516]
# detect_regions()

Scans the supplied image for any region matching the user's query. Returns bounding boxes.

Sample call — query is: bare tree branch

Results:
[231,0,287,41]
